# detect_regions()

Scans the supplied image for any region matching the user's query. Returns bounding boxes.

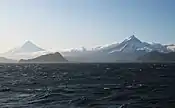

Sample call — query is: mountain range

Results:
[0,35,175,63]
[61,35,175,62]
[62,35,174,54]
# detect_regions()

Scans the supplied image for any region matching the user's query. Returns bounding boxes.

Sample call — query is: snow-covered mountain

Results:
[62,35,169,55]
[1,41,51,60]
[61,35,172,62]
[166,44,175,52]
[102,35,169,54]
[107,35,147,53]
[6,41,45,54]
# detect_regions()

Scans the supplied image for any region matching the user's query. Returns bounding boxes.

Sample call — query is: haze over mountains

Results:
[62,35,175,62]
[11,41,45,53]
[0,35,175,63]
[0,41,50,60]
[19,52,68,63]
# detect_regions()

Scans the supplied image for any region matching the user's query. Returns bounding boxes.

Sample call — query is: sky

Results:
[0,0,175,52]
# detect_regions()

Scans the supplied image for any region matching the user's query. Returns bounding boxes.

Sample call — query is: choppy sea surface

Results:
[0,63,175,108]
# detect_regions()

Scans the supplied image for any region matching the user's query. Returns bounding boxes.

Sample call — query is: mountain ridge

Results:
[19,52,68,63]
[62,35,171,54]
[61,35,174,62]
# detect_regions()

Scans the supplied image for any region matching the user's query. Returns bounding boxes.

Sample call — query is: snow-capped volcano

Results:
[61,35,172,62]
[93,35,169,54]
[109,35,146,53]
[62,35,170,57]
[1,41,51,60]
[9,41,45,54]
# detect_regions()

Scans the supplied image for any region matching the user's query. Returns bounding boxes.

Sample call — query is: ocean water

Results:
[0,63,175,108]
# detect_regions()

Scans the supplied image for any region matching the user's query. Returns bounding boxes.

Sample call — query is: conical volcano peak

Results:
[20,40,45,52]
[25,40,34,44]
[22,41,36,47]
[123,35,141,43]
[128,35,139,40]
[129,35,136,39]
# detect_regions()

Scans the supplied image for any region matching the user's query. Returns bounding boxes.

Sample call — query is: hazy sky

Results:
[0,0,175,52]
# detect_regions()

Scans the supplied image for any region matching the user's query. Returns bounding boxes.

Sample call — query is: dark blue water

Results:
[0,63,175,108]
